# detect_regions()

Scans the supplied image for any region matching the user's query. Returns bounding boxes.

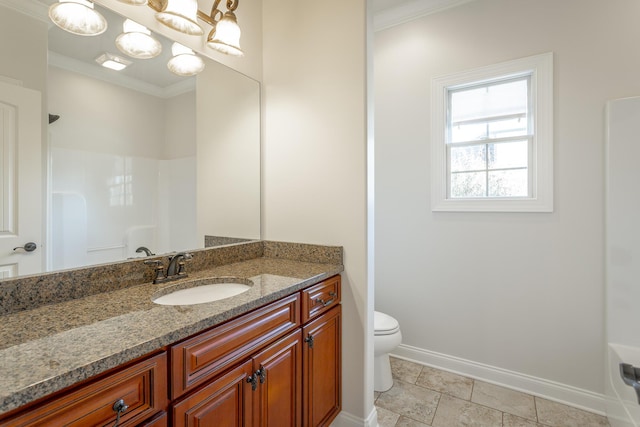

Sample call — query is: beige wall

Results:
[196,59,261,241]
[262,0,372,423]
[374,0,640,412]
[0,6,47,92]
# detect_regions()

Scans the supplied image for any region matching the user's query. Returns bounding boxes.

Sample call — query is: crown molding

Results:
[49,52,195,99]
[374,0,475,32]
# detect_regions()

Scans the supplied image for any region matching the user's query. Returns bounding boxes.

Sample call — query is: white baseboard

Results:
[393,343,607,416]
[331,407,379,427]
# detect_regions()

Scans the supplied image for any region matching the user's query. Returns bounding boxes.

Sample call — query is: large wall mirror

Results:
[0,0,260,278]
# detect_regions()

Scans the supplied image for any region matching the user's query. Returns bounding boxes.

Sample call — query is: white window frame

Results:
[431,52,553,212]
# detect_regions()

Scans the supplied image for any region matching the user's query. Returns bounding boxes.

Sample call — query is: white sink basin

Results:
[153,277,253,306]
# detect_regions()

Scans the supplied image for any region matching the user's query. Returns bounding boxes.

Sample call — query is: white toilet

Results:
[374,311,402,392]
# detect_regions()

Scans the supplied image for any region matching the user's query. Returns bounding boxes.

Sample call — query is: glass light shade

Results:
[167,43,205,76]
[49,0,107,36]
[116,19,162,59]
[155,0,203,36]
[116,0,148,4]
[207,11,243,57]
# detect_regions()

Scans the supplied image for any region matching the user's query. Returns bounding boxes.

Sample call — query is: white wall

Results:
[262,0,372,423]
[374,0,640,410]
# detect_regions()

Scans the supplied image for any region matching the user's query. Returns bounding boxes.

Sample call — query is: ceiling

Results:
[372,0,475,31]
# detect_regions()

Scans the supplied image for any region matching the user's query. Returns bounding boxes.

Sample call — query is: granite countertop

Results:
[0,255,343,415]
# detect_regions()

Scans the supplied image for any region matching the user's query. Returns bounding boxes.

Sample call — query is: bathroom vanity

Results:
[0,241,343,427]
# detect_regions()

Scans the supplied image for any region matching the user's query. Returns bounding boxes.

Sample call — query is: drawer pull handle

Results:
[247,373,258,390]
[305,334,314,349]
[257,366,266,384]
[112,399,129,427]
[315,297,334,307]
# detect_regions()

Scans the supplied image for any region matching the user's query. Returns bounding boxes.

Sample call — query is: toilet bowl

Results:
[374,311,402,392]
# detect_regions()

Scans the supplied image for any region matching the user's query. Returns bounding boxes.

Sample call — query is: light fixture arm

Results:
[198,0,239,28]
[149,0,239,30]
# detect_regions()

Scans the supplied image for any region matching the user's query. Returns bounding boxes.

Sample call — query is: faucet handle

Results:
[144,259,166,284]
[177,253,193,275]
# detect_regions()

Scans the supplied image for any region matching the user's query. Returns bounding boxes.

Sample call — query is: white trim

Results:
[393,343,607,416]
[331,408,379,427]
[373,0,475,32]
[431,52,554,212]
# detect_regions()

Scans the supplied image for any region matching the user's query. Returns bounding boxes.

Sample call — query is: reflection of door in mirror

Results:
[0,81,43,278]
[47,66,197,270]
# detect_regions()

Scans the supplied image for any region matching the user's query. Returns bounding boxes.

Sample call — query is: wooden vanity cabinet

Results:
[1,352,168,427]
[171,274,342,427]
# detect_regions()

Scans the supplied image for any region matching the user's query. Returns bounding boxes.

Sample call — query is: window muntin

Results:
[446,76,532,199]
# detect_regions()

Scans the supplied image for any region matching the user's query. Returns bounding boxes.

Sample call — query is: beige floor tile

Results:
[535,398,610,427]
[471,381,536,420]
[376,406,401,427]
[376,380,441,425]
[431,394,502,427]
[396,416,432,427]
[503,413,547,427]
[416,366,474,400]
[374,390,381,402]
[391,357,424,384]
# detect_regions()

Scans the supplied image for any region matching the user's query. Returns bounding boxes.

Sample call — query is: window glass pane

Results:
[450,144,486,172]
[451,78,528,124]
[450,172,486,198]
[488,169,528,197]
[487,140,528,170]
[487,116,528,139]
[451,122,487,143]
[449,77,529,143]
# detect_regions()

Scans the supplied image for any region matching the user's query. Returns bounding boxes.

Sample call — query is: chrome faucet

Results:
[166,252,193,278]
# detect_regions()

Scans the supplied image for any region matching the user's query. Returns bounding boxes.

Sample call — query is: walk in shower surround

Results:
[50,147,197,270]
[605,97,640,427]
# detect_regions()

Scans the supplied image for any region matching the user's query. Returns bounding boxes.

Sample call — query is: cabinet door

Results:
[172,360,254,427]
[302,305,342,427]
[253,330,302,427]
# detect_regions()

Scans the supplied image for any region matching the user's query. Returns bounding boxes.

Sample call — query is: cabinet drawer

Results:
[171,293,300,399]
[301,275,341,323]
[3,352,168,427]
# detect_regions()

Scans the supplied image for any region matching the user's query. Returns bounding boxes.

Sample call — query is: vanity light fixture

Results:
[48,0,107,36]
[95,52,132,71]
[167,42,205,76]
[122,0,244,57]
[116,0,148,5]
[155,0,204,36]
[204,0,243,56]
[116,19,162,59]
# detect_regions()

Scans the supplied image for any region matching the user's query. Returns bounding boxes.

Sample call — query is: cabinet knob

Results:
[256,366,266,384]
[304,334,314,349]
[247,373,258,390]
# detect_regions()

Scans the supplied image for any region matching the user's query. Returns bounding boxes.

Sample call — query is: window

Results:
[431,53,553,212]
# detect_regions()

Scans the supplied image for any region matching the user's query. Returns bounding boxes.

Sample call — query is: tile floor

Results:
[374,357,611,427]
